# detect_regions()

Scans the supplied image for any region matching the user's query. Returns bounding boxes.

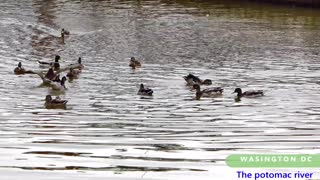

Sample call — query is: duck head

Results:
[55,55,60,62]
[45,95,52,102]
[202,79,212,85]
[18,62,22,68]
[192,84,201,92]
[140,83,144,89]
[61,76,67,85]
[233,88,242,97]
[131,57,136,62]
[78,57,82,64]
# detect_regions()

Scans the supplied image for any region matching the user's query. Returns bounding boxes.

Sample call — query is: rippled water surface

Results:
[1,0,320,179]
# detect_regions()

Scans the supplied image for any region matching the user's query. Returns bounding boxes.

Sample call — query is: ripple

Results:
[1,0,320,180]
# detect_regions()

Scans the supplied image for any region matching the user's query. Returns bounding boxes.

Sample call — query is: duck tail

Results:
[183,76,188,81]
[38,61,50,65]
[259,91,264,96]
[147,90,153,95]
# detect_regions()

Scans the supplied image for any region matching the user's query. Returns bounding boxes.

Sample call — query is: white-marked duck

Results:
[183,73,212,86]
[129,57,141,69]
[67,68,81,79]
[14,62,34,75]
[45,95,68,109]
[193,84,223,100]
[233,88,264,98]
[61,28,70,36]
[50,76,67,91]
[14,62,25,74]
[69,57,84,70]
[38,55,61,70]
[137,84,153,96]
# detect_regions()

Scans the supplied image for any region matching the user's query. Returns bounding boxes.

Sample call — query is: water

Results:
[1,0,320,179]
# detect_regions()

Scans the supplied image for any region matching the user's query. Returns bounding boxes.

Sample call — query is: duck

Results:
[129,57,141,69]
[66,68,81,79]
[38,55,61,70]
[183,73,212,86]
[45,95,68,109]
[193,84,223,100]
[137,83,153,96]
[233,88,264,98]
[69,57,84,70]
[61,28,70,36]
[50,76,67,91]
[14,62,26,75]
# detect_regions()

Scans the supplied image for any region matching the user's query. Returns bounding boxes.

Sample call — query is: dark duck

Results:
[137,84,153,96]
[183,73,212,86]
[233,88,264,98]
[193,84,223,100]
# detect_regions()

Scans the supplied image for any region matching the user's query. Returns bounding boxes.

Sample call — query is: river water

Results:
[1,0,320,179]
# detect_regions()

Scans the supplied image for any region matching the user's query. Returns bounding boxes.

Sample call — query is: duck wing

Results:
[138,88,153,96]
[51,99,68,105]
[243,90,264,96]
[57,63,83,74]
[38,61,52,65]
[203,87,224,94]
[184,74,202,85]
[188,74,202,84]
[144,88,153,95]
[135,61,141,66]
[51,98,67,104]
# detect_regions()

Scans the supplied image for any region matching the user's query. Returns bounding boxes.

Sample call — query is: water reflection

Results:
[31,0,62,57]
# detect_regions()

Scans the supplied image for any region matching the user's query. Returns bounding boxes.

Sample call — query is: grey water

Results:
[1,0,320,179]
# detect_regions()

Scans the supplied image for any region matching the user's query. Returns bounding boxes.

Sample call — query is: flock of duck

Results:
[13,29,264,109]
[14,53,83,109]
[132,57,264,101]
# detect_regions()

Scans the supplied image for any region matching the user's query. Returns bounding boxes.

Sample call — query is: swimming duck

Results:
[50,76,67,91]
[69,57,84,70]
[45,95,68,109]
[233,88,264,98]
[129,57,141,69]
[61,28,70,36]
[137,84,153,96]
[193,84,223,100]
[183,73,212,86]
[14,62,26,74]
[38,55,61,70]
[67,68,81,79]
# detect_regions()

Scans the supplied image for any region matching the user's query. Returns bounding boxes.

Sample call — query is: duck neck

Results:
[196,91,202,100]
[194,85,201,93]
